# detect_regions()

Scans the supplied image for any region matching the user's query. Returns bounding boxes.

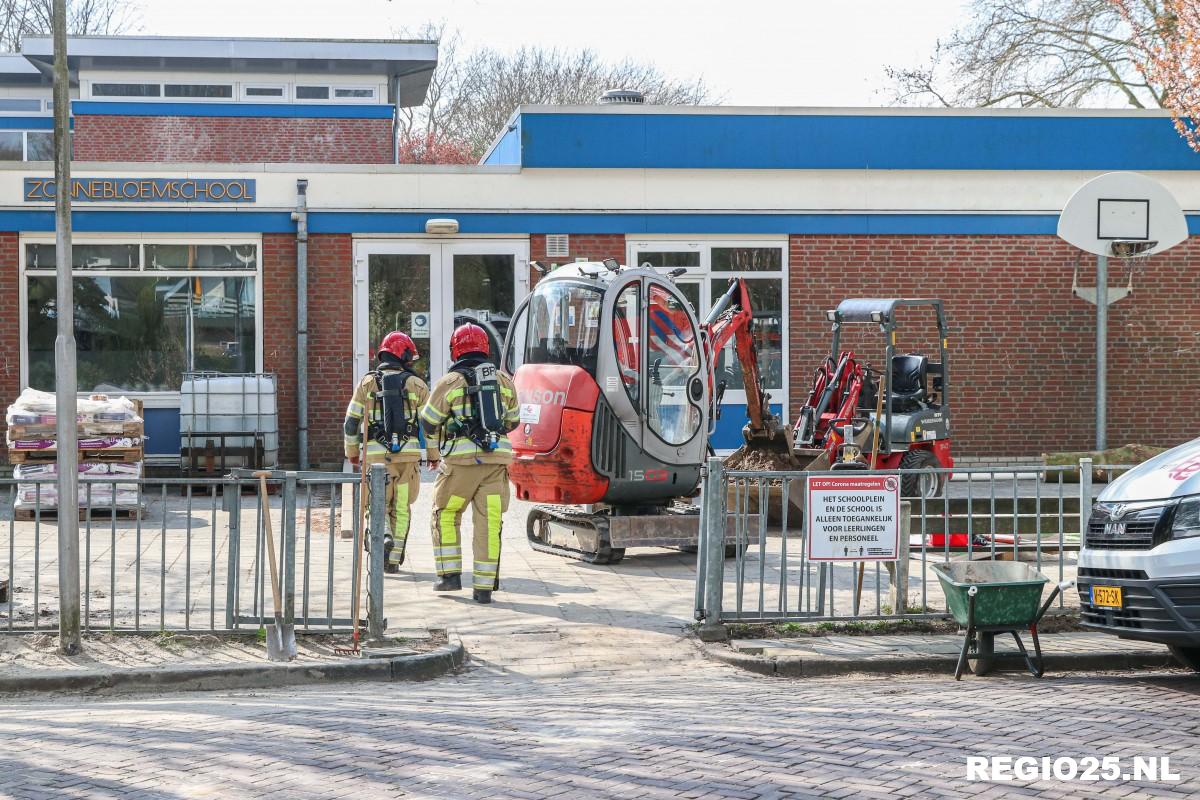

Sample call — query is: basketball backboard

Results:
[1057,171,1187,257]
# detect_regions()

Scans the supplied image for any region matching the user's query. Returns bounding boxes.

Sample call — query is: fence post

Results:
[888,501,911,615]
[1079,457,1093,536]
[282,472,298,626]
[224,479,240,630]
[697,456,728,642]
[367,464,387,643]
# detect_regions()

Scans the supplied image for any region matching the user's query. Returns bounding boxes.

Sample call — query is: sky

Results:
[136,0,967,107]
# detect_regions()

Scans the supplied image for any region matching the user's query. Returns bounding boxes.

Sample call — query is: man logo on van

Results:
[628,469,669,482]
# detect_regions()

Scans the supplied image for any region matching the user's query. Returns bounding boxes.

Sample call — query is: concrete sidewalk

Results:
[709,630,1183,677]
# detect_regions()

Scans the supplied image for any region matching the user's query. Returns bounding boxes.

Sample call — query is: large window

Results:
[0,130,55,161]
[24,240,259,393]
[630,241,786,401]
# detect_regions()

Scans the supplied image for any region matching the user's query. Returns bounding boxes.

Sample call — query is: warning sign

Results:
[806,475,900,561]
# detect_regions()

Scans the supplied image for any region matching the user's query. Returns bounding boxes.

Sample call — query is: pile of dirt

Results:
[723,445,804,472]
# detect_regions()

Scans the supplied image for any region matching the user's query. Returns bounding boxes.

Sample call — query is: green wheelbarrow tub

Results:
[931,561,1049,629]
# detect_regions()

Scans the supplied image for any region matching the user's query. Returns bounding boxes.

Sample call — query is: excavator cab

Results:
[502,263,711,511]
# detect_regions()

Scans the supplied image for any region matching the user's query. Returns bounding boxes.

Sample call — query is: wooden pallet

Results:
[14,505,145,521]
[8,446,143,464]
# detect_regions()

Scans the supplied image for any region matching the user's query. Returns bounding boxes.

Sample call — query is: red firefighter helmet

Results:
[378,331,418,362]
[450,323,490,360]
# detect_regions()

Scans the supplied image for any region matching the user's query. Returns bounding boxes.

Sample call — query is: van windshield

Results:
[523,281,604,374]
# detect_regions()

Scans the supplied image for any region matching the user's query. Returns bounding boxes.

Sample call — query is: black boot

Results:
[434,573,461,592]
[383,536,403,573]
[473,588,492,604]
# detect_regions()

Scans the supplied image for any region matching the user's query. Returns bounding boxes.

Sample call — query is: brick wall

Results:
[529,234,626,285]
[0,233,18,448]
[789,234,1200,457]
[263,232,354,468]
[73,115,394,164]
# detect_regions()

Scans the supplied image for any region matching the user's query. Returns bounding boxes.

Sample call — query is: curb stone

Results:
[0,639,466,695]
[703,642,1181,678]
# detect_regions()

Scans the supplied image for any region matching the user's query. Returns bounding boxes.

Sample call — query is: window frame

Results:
[242,84,287,102]
[626,238,788,423]
[163,83,235,100]
[19,234,264,406]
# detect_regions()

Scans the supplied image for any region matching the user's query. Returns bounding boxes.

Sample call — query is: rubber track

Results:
[526,505,626,565]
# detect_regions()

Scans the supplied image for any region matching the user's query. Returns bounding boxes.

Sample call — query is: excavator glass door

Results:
[646,283,703,446]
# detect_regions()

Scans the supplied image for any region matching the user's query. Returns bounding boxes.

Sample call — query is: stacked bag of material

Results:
[6,388,145,514]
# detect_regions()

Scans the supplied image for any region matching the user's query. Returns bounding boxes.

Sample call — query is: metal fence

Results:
[0,466,389,636]
[695,456,1122,629]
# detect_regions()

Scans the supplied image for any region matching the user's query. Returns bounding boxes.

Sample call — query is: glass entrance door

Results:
[352,241,529,382]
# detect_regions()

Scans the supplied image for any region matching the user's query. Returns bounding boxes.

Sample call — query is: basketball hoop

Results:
[1109,239,1157,276]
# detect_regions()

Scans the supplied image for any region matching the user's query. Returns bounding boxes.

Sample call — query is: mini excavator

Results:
[501,259,787,563]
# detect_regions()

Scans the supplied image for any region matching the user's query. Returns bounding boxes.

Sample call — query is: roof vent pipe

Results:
[598,89,645,105]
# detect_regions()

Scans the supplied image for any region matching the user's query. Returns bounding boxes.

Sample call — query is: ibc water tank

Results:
[179,373,279,468]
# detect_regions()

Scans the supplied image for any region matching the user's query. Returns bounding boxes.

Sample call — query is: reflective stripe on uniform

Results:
[392,480,410,547]
[421,405,447,425]
[486,494,502,560]
[440,438,513,458]
[346,399,365,418]
[438,495,466,546]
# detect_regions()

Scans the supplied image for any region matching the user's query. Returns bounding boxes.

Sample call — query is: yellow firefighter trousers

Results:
[430,463,509,590]
[367,459,421,564]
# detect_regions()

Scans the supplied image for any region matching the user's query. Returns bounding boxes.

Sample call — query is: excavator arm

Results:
[702,278,788,449]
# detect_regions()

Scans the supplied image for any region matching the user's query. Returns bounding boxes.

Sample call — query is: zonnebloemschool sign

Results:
[23,177,255,202]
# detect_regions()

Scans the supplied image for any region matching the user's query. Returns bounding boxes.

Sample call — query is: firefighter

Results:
[420,323,520,603]
[344,331,437,573]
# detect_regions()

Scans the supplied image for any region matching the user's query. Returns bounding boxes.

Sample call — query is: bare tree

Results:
[0,0,138,53]
[397,23,714,160]
[886,0,1173,108]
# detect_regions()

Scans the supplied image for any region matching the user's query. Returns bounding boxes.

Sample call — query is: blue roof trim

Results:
[0,210,294,232]
[0,117,53,130]
[72,101,396,120]
[0,209,1197,235]
[516,112,1200,171]
[308,212,1066,235]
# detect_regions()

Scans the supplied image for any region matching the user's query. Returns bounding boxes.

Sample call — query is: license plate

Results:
[1092,585,1123,608]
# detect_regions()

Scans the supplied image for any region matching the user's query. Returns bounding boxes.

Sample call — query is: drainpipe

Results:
[291,179,309,468]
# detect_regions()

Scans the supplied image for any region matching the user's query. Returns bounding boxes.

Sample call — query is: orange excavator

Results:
[501,259,786,563]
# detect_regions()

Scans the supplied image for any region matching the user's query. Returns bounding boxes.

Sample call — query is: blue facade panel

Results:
[517,112,1200,171]
[481,118,522,165]
[2,209,1200,236]
[711,403,783,451]
[72,101,396,119]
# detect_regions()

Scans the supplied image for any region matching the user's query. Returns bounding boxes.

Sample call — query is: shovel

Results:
[257,472,297,661]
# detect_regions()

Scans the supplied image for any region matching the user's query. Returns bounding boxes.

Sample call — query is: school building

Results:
[0,34,1197,467]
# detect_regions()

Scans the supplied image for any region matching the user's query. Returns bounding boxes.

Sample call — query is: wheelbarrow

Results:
[931,561,1075,680]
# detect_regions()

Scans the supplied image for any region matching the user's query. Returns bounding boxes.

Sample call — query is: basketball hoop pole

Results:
[1095,254,1108,451]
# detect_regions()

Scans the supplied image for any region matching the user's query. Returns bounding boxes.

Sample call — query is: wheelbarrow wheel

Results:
[1169,645,1200,672]
[969,632,997,676]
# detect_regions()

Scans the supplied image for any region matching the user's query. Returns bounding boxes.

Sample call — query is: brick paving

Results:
[1,667,1199,797]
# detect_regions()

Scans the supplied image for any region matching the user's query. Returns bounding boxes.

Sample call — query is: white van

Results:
[1078,438,1200,671]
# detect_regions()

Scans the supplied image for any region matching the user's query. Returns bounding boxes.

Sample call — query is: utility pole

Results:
[52,0,80,655]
